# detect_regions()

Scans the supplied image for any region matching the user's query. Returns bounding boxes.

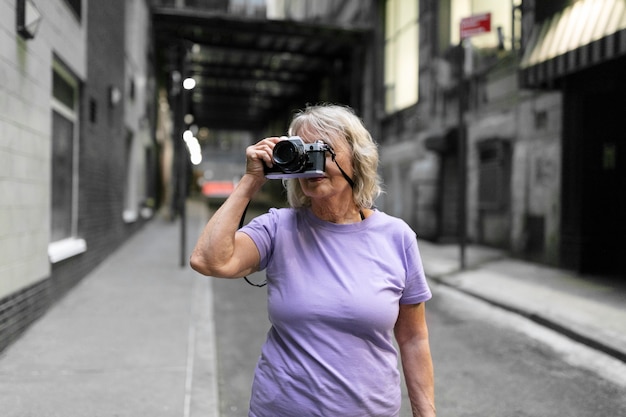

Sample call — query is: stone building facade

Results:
[0,0,157,352]
[375,0,625,278]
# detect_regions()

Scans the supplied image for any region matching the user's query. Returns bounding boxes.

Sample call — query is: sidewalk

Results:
[0,202,218,417]
[1,202,626,416]
[417,241,626,365]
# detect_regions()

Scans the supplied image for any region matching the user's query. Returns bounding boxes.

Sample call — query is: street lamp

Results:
[183,77,196,90]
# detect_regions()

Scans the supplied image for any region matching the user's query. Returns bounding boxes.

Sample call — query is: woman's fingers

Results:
[245,137,282,175]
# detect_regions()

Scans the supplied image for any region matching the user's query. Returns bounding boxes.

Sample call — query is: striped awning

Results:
[520,0,626,87]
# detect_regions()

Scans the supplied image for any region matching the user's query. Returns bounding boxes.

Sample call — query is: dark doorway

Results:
[426,128,459,242]
[561,61,626,277]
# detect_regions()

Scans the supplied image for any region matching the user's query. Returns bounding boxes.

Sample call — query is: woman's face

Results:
[296,129,354,203]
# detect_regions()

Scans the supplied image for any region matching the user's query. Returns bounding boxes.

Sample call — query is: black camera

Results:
[264,136,328,179]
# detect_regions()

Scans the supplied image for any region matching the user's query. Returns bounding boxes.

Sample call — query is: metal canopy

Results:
[152,7,369,131]
[520,0,626,88]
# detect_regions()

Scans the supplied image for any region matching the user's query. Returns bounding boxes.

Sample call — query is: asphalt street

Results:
[212,272,626,417]
[211,205,626,417]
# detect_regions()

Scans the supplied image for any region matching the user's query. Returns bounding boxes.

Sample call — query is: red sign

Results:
[460,12,491,39]
[202,181,235,198]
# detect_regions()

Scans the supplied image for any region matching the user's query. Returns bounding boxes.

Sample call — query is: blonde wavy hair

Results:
[284,104,382,209]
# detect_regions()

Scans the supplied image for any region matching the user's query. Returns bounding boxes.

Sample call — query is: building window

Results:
[478,139,510,210]
[384,0,419,113]
[123,131,139,223]
[50,109,74,241]
[49,61,86,263]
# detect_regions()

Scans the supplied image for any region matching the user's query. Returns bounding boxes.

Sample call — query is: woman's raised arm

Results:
[189,137,280,278]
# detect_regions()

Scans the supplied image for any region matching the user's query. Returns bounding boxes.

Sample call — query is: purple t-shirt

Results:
[240,207,432,417]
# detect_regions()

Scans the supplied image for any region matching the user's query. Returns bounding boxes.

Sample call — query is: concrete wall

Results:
[0,0,157,353]
[268,0,372,25]
[379,136,440,239]
[0,0,88,351]
[513,92,562,263]
[0,0,87,299]
[123,0,156,222]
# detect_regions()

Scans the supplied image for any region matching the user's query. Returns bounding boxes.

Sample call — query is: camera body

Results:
[264,136,328,179]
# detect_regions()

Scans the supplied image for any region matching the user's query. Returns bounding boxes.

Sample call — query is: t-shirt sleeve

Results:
[400,238,432,305]
[239,208,279,270]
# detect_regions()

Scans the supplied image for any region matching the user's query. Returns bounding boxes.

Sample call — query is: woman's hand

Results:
[245,137,282,179]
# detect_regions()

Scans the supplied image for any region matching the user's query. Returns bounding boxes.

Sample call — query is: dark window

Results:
[129,78,136,101]
[89,98,97,124]
[478,139,511,211]
[51,111,75,241]
[52,71,75,110]
[51,64,79,242]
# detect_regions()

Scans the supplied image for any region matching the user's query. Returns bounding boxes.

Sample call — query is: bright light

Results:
[184,134,203,165]
[190,153,202,165]
[183,77,196,90]
[182,130,194,142]
[186,140,201,155]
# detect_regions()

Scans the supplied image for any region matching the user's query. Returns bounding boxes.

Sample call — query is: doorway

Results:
[561,63,626,277]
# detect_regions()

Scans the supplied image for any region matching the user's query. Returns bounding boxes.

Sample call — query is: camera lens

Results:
[273,141,297,165]
[273,140,305,172]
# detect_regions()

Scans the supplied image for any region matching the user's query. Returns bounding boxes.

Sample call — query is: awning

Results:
[152,7,369,131]
[520,0,626,88]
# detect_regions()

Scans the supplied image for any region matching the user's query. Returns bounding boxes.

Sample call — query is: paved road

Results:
[427,284,626,417]
[202,204,626,416]
[211,276,626,416]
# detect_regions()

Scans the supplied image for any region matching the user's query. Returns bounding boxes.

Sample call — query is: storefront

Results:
[521,0,626,276]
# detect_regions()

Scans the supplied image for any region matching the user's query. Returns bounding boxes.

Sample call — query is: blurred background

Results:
[1,0,625,400]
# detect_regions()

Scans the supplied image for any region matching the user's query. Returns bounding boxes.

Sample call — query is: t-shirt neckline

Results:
[301,207,378,232]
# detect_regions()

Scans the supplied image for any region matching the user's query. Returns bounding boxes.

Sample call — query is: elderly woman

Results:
[190,104,436,417]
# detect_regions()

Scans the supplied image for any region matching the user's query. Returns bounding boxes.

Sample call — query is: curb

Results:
[427,273,626,364]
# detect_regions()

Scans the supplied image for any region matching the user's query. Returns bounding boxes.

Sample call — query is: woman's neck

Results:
[310,199,363,224]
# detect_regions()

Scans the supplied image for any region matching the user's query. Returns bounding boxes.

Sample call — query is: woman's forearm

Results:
[190,174,264,277]
[400,339,436,417]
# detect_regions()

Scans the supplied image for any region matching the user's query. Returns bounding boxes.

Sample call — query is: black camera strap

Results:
[326,146,356,189]
[238,202,267,287]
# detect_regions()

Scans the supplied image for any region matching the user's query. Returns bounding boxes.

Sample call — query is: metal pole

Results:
[178,50,190,268]
[176,44,189,268]
[458,40,467,270]
[179,130,188,268]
